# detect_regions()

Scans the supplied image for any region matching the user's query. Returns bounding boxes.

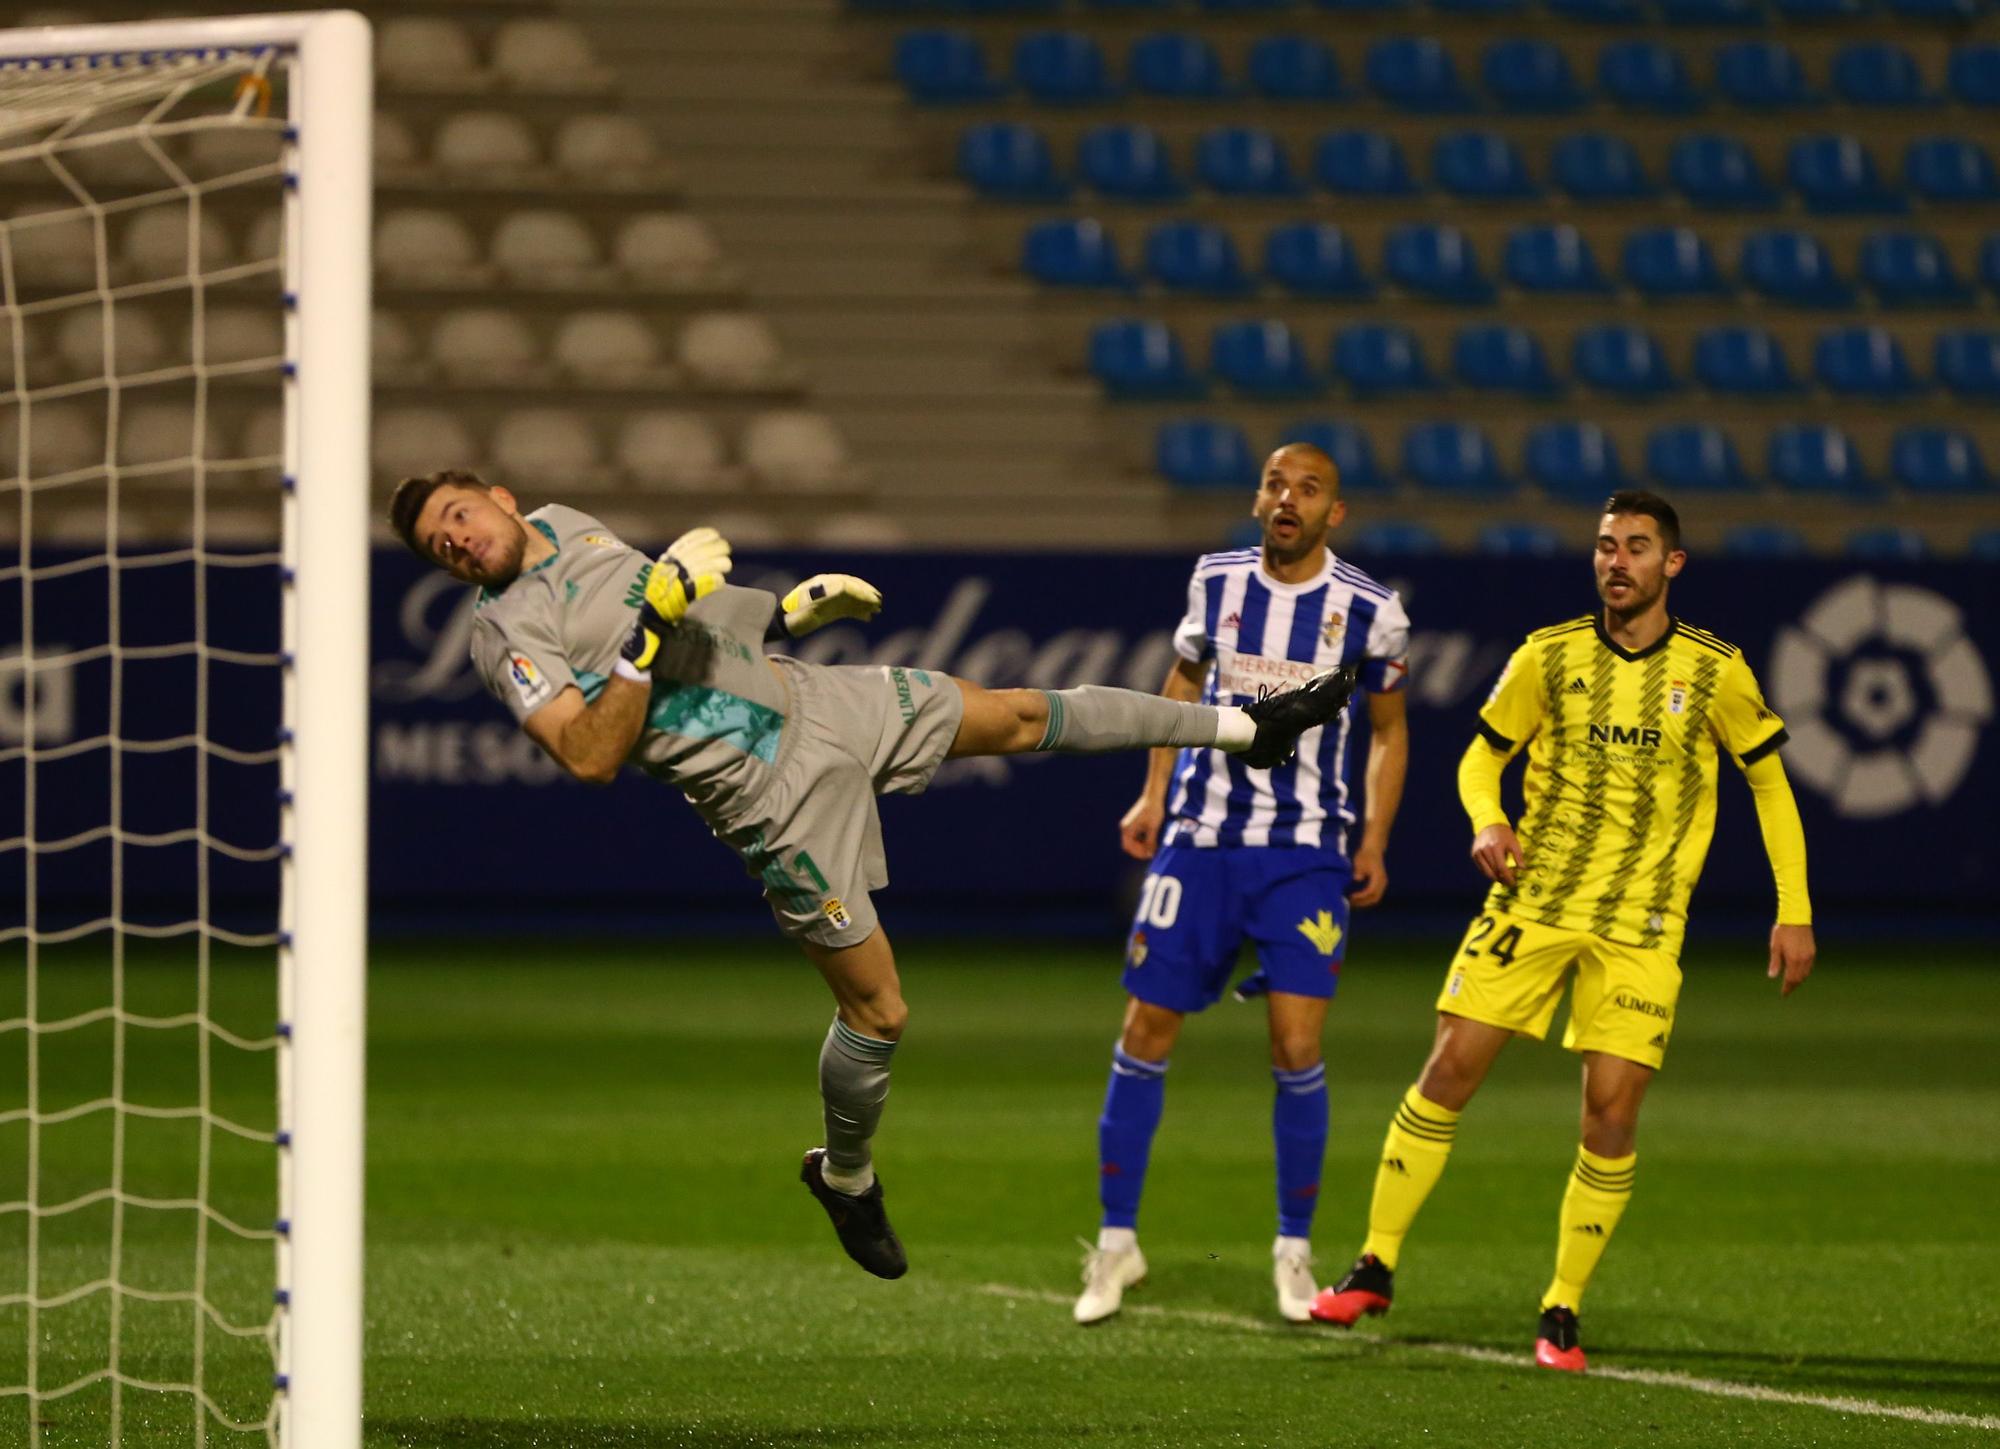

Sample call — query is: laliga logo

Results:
[1768,576,1992,818]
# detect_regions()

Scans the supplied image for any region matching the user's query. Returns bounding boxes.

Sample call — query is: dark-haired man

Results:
[1309,491,1815,1371]
[387,469,1362,1281]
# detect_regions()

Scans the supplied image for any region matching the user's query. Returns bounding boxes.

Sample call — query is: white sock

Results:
[819,1158,876,1195]
[1097,1226,1138,1254]
[1274,1234,1312,1260]
[1214,706,1256,751]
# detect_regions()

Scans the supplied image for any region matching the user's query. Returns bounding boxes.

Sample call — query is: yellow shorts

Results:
[1433,909,1681,1070]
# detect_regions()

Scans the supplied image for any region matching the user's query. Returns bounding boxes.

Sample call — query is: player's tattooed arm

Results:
[520,679,649,786]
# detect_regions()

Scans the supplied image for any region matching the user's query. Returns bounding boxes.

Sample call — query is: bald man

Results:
[1074,443,1412,1325]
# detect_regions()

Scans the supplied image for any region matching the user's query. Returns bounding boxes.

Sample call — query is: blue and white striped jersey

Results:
[1164,548,1410,855]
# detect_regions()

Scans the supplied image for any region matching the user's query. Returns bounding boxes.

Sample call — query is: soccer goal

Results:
[0,12,369,1447]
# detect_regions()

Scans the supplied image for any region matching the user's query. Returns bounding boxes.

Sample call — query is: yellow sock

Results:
[1359,1085,1461,1271]
[1542,1146,1637,1311]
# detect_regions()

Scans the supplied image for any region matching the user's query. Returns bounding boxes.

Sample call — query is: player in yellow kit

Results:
[1309,490,1817,1370]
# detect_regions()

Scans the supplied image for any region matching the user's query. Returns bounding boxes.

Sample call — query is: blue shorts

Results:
[1121,844,1352,1013]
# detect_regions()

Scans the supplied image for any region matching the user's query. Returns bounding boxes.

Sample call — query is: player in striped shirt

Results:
[1074,442,1411,1325]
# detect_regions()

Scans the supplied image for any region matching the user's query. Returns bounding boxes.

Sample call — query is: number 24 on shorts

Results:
[1461,914,1523,967]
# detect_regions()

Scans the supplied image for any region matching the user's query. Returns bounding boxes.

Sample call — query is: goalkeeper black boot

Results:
[1309,1252,1393,1326]
[801,1148,908,1280]
[1535,1305,1587,1372]
[1241,664,1363,769]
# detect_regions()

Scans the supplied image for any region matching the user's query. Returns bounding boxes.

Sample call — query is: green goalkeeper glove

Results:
[778,573,883,638]
[620,526,732,674]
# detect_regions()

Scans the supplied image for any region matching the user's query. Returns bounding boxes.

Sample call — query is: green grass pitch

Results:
[6,936,1999,1446]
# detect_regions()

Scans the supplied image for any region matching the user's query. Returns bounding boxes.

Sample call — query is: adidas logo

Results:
[1649,1032,1669,1048]
[1566,677,1589,696]
[1572,1223,1606,1237]
[1382,1156,1409,1176]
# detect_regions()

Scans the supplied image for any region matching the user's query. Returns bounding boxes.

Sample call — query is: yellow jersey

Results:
[1470,615,1788,955]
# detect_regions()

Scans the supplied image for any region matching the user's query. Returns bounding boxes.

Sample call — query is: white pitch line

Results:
[976,1284,2000,1432]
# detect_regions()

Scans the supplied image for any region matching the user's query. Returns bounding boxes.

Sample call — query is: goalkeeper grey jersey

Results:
[467,504,790,820]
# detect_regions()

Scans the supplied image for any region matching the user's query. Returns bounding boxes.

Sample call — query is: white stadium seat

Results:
[430,308,541,384]
[243,208,283,268]
[118,399,203,467]
[372,310,420,375]
[196,305,284,368]
[21,402,97,477]
[8,204,98,290]
[56,303,166,379]
[378,18,484,89]
[552,115,658,179]
[374,113,421,173]
[678,313,785,389]
[613,213,721,283]
[239,403,284,462]
[184,126,284,182]
[616,410,727,491]
[810,513,906,549]
[432,111,540,175]
[375,209,482,285]
[374,407,479,479]
[120,204,233,283]
[491,19,606,88]
[741,410,850,490]
[492,407,601,482]
[551,311,661,383]
[490,210,600,281]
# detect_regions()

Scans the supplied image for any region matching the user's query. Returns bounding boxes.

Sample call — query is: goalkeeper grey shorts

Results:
[717,659,964,949]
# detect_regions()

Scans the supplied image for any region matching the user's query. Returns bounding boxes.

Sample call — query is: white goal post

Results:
[0,11,369,1448]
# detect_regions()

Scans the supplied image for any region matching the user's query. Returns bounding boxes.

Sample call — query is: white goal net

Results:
[0,14,369,1448]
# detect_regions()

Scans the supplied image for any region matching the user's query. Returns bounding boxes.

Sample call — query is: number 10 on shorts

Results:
[1136,873,1181,930]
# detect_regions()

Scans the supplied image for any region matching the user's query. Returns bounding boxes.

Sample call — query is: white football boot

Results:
[1273,1236,1316,1323]
[1074,1237,1148,1324]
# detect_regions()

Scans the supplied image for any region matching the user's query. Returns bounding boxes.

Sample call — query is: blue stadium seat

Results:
[1862,231,1973,305]
[1551,0,1646,18]
[1366,37,1474,112]
[1314,129,1418,196]
[1769,425,1880,496]
[1351,521,1445,555]
[1552,133,1655,201]
[1211,320,1321,397]
[1950,44,2000,106]
[1527,422,1627,503]
[1196,126,1301,195]
[1775,0,1868,13]
[1716,42,1817,109]
[1648,423,1752,492]
[1333,323,1437,396]
[1249,35,1344,101]
[1264,222,1373,297]
[1091,319,1202,398]
[1573,325,1676,396]
[1934,331,2000,397]
[896,31,1006,103]
[1660,0,1763,22]
[1281,420,1390,492]
[1403,422,1513,494]
[1846,526,1928,560]
[1696,326,1799,394]
[1144,220,1251,293]
[1670,134,1778,208]
[1742,230,1853,305]
[1478,522,1564,556]
[1079,124,1185,200]
[1433,131,1538,198]
[1974,529,2000,560]
[1789,136,1905,214]
[1834,44,1931,106]
[1013,31,1117,103]
[1983,237,2000,293]
[1482,39,1586,112]
[1129,32,1232,99]
[1156,418,1255,489]
[1454,324,1558,393]
[1721,524,1808,557]
[959,123,1069,199]
[1436,0,1527,13]
[1893,427,1991,493]
[1888,0,1983,18]
[1904,138,2000,202]
[1386,223,1494,302]
[1023,218,1130,288]
[1506,225,1612,293]
[1623,227,1729,297]
[1815,326,1922,396]
[1598,42,1700,113]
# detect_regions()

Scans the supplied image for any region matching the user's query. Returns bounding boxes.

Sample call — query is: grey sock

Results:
[1033,685,1221,754]
[820,1017,897,1174]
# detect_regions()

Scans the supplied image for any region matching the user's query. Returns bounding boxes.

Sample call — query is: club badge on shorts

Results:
[1128,930,1148,968]
[823,898,852,930]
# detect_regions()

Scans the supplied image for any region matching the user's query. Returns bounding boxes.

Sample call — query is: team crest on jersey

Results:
[508,653,550,707]
[1321,610,1346,648]
[823,898,852,930]
[1128,930,1148,967]
[1669,681,1688,715]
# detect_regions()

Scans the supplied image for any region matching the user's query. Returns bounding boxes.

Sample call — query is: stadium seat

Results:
[1196,126,1301,195]
[896,30,1006,102]
[1527,422,1627,503]
[1145,220,1251,293]
[1623,226,1729,297]
[1598,42,1700,113]
[57,304,163,378]
[373,407,480,480]
[1984,237,2000,293]
[1862,231,1973,305]
[1904,138,2000,203]
[1024,217,1131,288]
[1845,526,1928,560]
[617,411,727,491]
[432,111,540,174]
[1888,0,1982,19]
[1482,39,1585,112]
[812,514,909,550]
[1716,42,1816,109]
[1573,325,1675,396]
[1892,427,1991,493]
[742,410,851,491]
[1769,424,1879,496]
[679,312,785,388]
[1212,320,1321,397]
[1014,32,1117,103]
[491,19,605,89]
[1974,529,2000,560]
[556,311,665,383]
[118,400,210,468]
[1949,44,2000,106]
[370,308,417,376]
[1934,331,2000,397]
[1437,0,1527,13]
[490,210,600,280]
[1385,224,1494,302]
[1815,327,1922,396]
[1348,522,1441,554]
[1366,37,1474,112]
[1742,230,1853,305]
[492,408,601,483]
[243,209,282,267]
[1129,33,1232,98]
[1332,323,1436,396]
[1721,524,1808,556]
[1453,324,1558,393]
[1776,0,1870,12]
[1403,422,1512,493]
[1648,423,1752,492]
[372,113,420,174]
[1281,420,1389,492]
[1079,124,1184,199]
[1695,326,1799,394]
[1834,43,1931,106]
[375,208,482,285]
[1790,136,1904,213]
[1551,0,1647,19]
[1478,522,1564,556]
[378,17,483,89]
[1156,418,1256,488]
[1660,0,1762,22]
[1552,133,1655,201]
[959,122,1068,199]
[431,308,540,383]
[1314,130,1418,196]
[1506,225,1611,293]
[1090,319,1203,398]
[1248,35,1344,100]
[616,213,724,282]
[1670,134,1778,208]
[186,126,283,182]
[1264,222,1373,297]
[552,116,660,179]
[1433,131,1538,199]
